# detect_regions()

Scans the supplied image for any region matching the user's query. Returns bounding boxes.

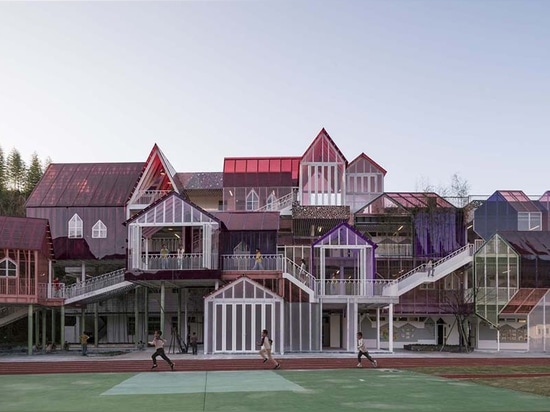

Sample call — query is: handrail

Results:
[63,269,127,299]
[255,191,295,212]
[385,244,473,287]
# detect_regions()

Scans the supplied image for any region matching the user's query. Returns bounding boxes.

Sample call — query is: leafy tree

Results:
[6,149,26,191]
[24,152,43,196]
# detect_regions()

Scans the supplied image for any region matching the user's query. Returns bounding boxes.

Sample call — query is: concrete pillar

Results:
[160,281,166,335]
[51,308,56,345]
[144,288,149,340]
[134,287,139,347]
[388,303,394,353]
[94,303,99,347]
[41,309,47,350]
[60,305,65,349]
[28,304,33,355]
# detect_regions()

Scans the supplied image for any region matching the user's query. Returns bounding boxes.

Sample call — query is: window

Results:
[127,316,136,335]
[92,220,107,238]
[266,193,277,211]
[246,190,259,211]
[68,214,83,238]
[0,258,17,277]
[148,316,161,335]
[518,212,542,231]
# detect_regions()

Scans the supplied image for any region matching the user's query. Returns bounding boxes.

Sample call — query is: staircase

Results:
[0,306,33,328]
[383,244,474,297]
[64,269,137,305]
[282,258,317,302]
[255,192,294,214]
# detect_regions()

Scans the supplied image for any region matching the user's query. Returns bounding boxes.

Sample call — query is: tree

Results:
[417,172,470,208]
[6,149,26,191]
[0,146,5,192]
[24,152,43,196]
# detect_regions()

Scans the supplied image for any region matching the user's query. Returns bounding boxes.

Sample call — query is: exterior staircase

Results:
[0,306,33,328]
[63,269,136,305]
[282,258,317,302]
[383,244,474,297]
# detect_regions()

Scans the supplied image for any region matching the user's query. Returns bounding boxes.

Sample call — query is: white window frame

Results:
[266,193,277,211]
[0,258,17,277]
[68,213,83,238]
[92,220,107,238]
[246,190,259,211]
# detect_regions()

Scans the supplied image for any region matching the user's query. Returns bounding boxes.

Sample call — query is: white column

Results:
[388,304,394,352]
[376,307,381,350]
[81,262,86,283]
[160,281,166,334]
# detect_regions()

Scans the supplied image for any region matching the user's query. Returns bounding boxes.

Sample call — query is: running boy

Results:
[149,330,175,370]
[356,331,377,368]
[258,329,280,369]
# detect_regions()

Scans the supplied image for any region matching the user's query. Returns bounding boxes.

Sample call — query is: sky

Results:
[0,0,549,196]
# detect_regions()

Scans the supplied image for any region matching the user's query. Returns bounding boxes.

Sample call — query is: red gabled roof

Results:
[26,162,144,208]
[0,216,54,258]
[348,153,387,176]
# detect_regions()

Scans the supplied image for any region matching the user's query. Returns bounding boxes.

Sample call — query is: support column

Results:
[183,288,188,349]
[60,305,65,349]
[41,309,47,350]
[177,288,182,339]
[94,303,99,348]
[160,281,166,334]
[134,287,140,347]
[144,288,149,340]
[51,308,56,346]
[28,304,33,355]
[34,310,39,348]
[376,307,381,350]
[81,307,86,335]
[388,303,394,353]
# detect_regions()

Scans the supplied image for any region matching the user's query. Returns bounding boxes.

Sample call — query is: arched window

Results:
[246,190,259,211]
[0,258,17,277]
[266,193,277,211]
[68,214,83,238]
[92,220,107,238]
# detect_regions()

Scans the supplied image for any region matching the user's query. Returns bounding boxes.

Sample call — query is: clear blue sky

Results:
[1,0,549,196]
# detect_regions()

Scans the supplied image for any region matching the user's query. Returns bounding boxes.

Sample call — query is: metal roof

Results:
[497,231,550,257]
[176,172,223,190]
[0,216,54,258]
[26,162,144,208]
[500,288,549,315]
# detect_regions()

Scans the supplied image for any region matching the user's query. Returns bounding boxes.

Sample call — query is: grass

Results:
[409,365,550,397]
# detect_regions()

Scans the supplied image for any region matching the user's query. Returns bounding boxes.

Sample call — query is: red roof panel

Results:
[0,216,53,256]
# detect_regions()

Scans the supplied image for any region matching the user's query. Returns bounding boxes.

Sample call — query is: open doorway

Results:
[322,310,343,349]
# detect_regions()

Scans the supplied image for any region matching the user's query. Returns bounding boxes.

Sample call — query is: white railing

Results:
[132,190,171,205]
[221,254,283,271]
[282,257,317,290]
[255,192,295,212]
[38,282,66,299]
[141,254,207,270]
[386,244,474,288]
[313,279,393,297]
[63,269,126,300]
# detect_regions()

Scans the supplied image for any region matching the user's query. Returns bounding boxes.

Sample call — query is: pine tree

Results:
[6,149,26,191]
[24,152,43,196]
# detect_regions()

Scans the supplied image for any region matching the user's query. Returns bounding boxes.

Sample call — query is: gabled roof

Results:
[26,162,144,207]
[383,192,455,209]
[0,216,54,258]
[176,172,223,190]
[301,128,348,165]
[213,212,280,231]
[348,153,387,176]
[312,222,376,248]
[500,288,549,315]
[496,231,550,257]
[486,190,540,212]
[204,275,283,301]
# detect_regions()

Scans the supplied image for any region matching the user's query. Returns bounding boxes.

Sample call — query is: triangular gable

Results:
[348,153,387,176]
[301,128,348,165]
[128,144,184,205]
[204,276,283,301]
[355,193,410,216]
[312,222,376,248]
[126,191,220,226]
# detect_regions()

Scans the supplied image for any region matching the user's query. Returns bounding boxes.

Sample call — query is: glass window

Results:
[68,214,83,238]
[0,258,17,277]
[246,190,259,211]
[92,220,107,238]
[518,212,542,231]
[266,193,277,211]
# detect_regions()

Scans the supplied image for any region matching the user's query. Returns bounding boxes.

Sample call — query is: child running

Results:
[356,331,377,368]
[258,329,280,369]
[149,330,175,370]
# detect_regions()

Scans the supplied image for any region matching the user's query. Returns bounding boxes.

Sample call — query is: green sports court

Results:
[2,368,550,412]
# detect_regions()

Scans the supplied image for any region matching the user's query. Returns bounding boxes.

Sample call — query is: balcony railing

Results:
[63,269,126,300]
[221,254,283,271]
[0,278,35,296]
[140,254,212,270]
[131,190,171,205]
[314,279,392,297]
[37,282,66,299]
